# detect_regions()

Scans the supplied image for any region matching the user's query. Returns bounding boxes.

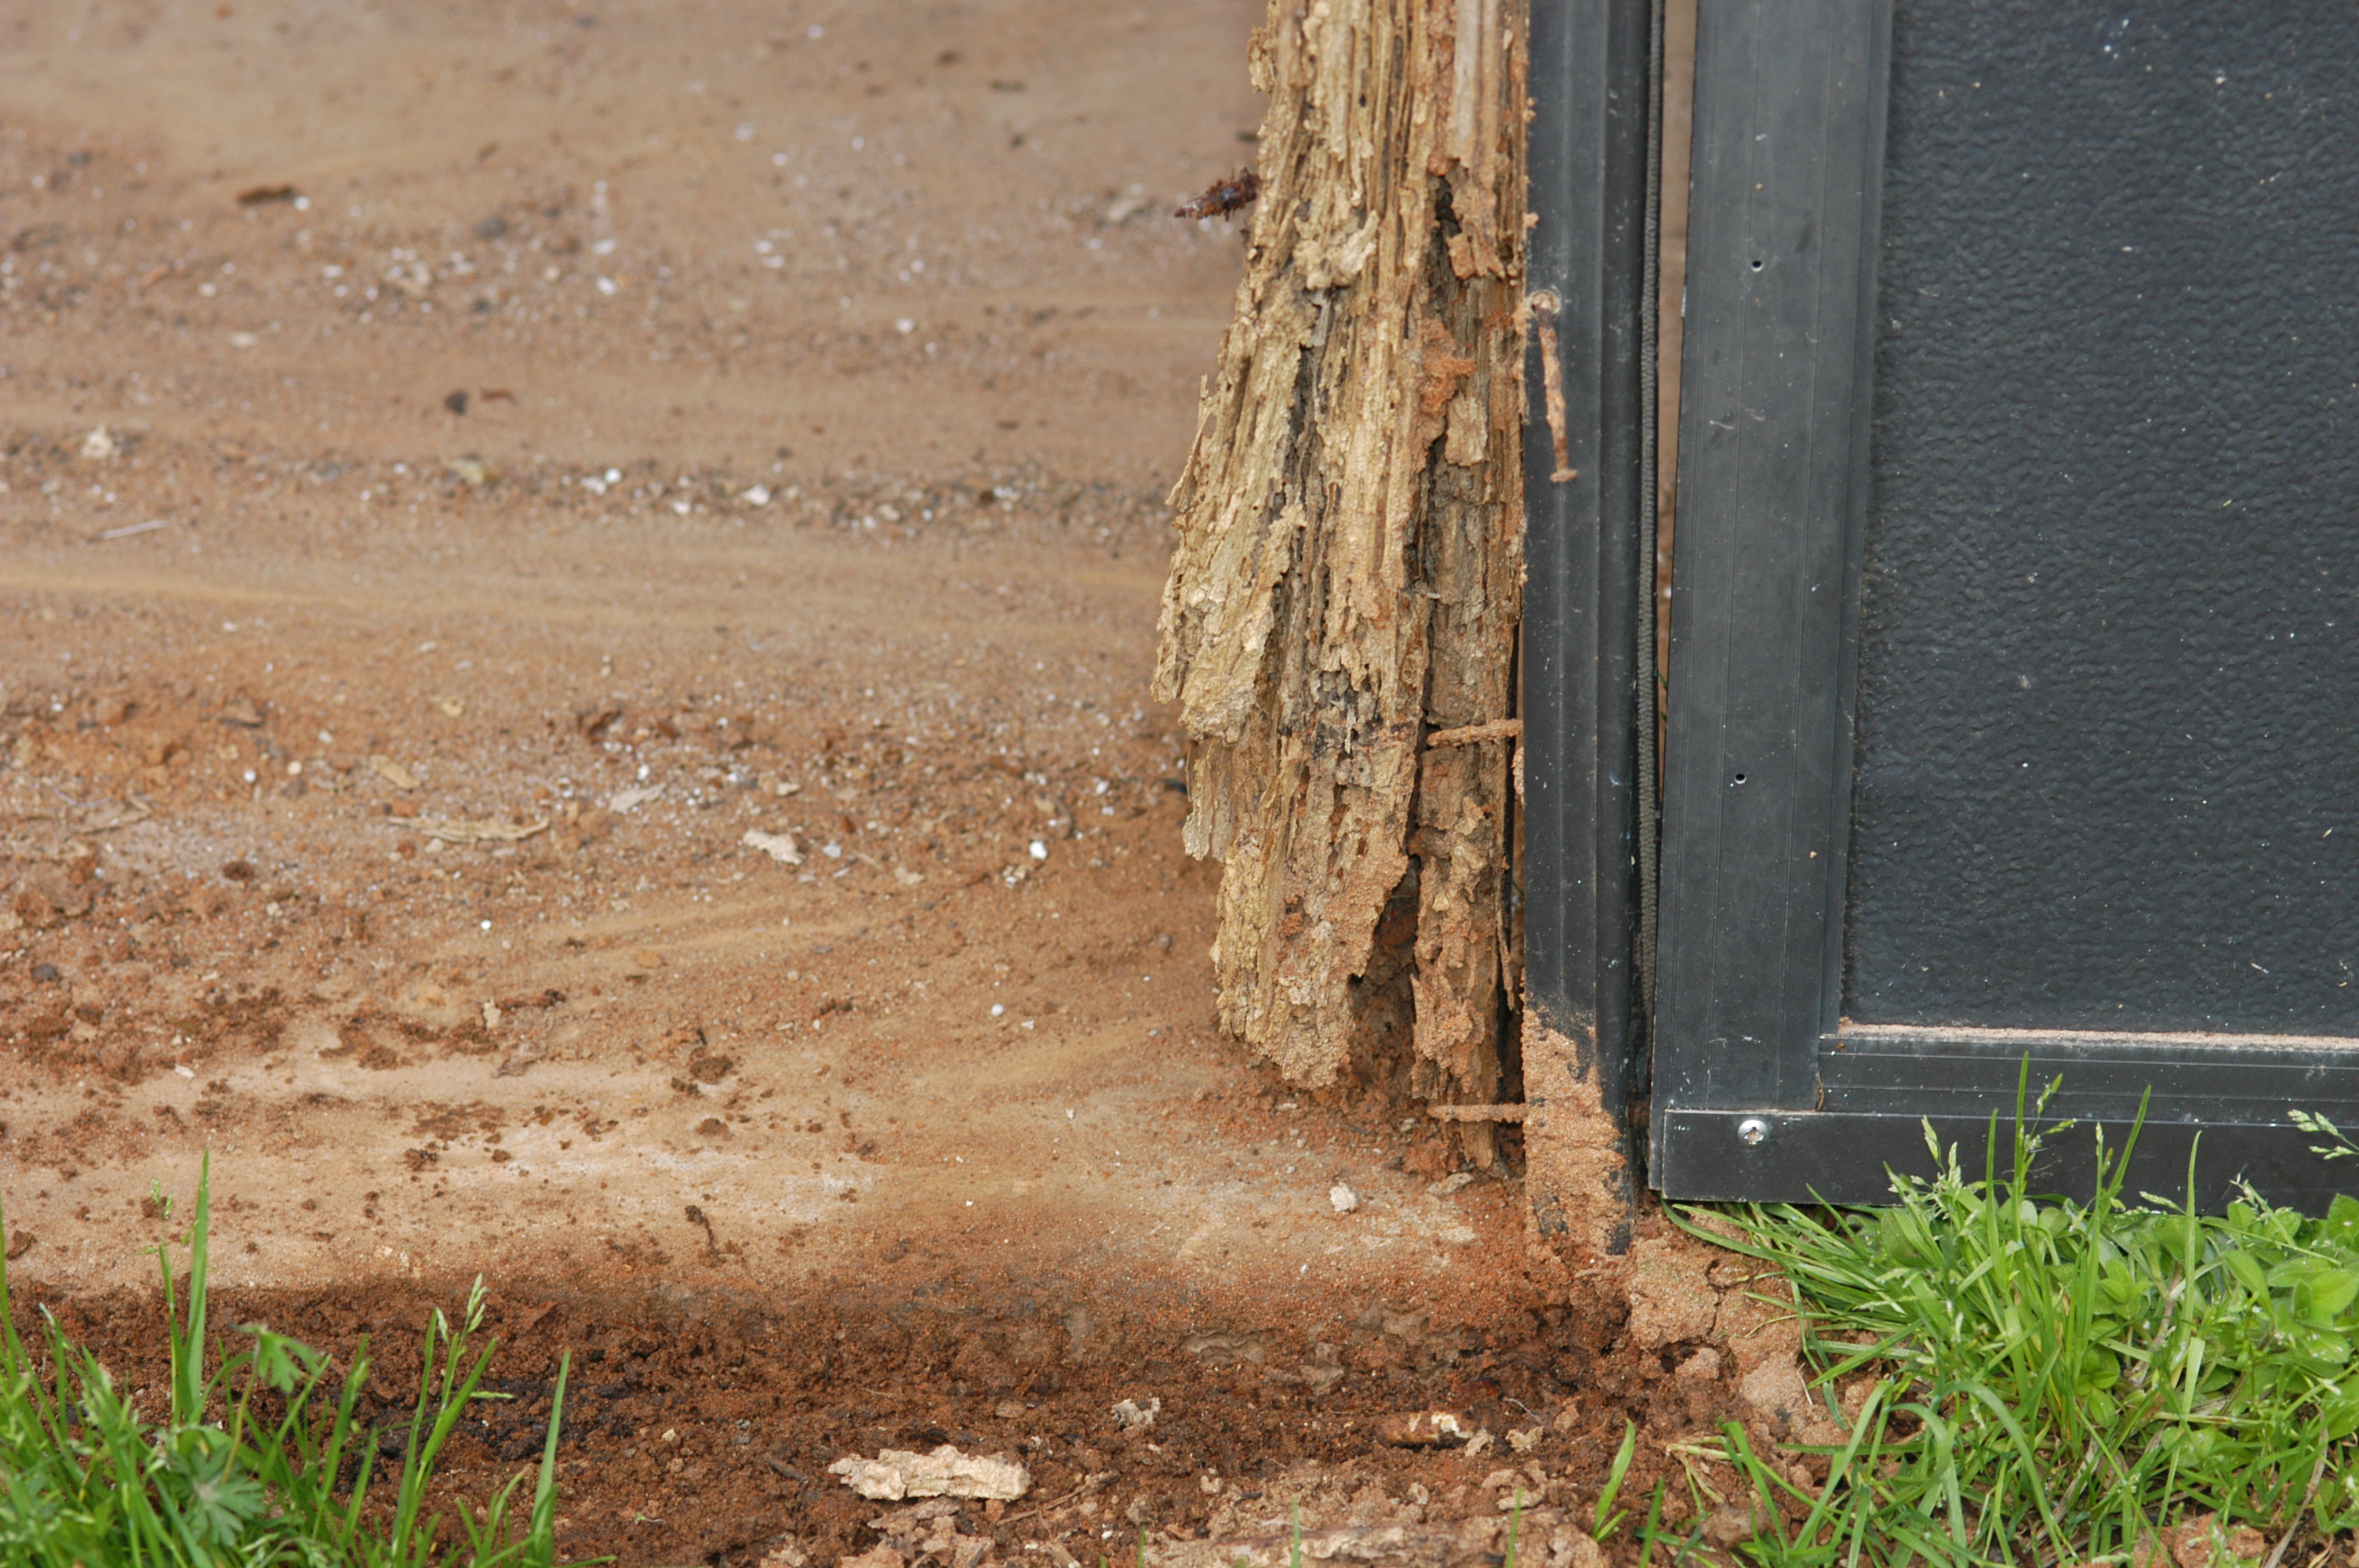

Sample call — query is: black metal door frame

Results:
[1519,0,1652,1247]
[1650,0,2359,1209]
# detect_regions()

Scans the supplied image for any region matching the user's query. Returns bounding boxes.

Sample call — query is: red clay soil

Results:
[20,1257,1755,1566]
[0,2,1757,1562]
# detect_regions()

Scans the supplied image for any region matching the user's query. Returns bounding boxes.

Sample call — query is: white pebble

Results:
[1329,1183,1359,1214]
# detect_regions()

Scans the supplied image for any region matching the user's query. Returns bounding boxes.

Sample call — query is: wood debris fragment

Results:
[1174,169,1260,220]
[828,1446,1030,1502]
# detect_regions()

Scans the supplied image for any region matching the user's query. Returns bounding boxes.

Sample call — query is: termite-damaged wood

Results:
[1156,0,1529,1162]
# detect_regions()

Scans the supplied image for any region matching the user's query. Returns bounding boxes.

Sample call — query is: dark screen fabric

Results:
[1845,4,2359,1033]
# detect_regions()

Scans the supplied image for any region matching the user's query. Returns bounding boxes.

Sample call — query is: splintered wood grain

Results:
[1157,0,1527,1138]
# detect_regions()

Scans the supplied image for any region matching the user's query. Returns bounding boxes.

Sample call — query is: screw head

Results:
[1736,1116,1769,1147]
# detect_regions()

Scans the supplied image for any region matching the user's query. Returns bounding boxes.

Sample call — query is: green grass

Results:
[1666,1082,2359,1566]
[0,1156,594,1566]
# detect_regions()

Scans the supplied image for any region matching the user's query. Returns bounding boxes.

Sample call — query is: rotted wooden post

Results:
[1157,0,1532,1167]
[1158,0,1655,1263]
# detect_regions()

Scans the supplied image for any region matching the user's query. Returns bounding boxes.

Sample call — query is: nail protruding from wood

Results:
[1426,717,1524,750]
[1427,1102,1528,1123]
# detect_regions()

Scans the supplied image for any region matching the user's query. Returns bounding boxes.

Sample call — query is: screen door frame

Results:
[1650,0,2359,1208]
